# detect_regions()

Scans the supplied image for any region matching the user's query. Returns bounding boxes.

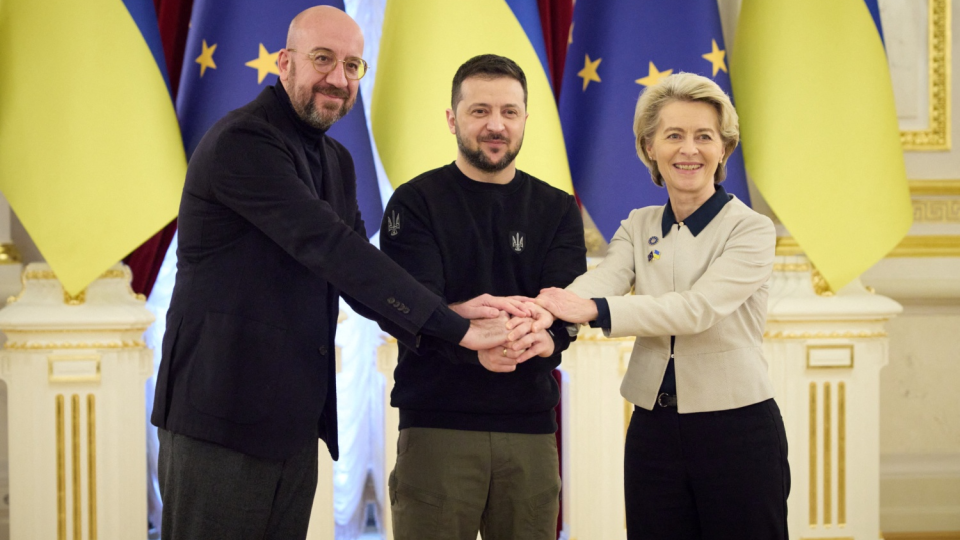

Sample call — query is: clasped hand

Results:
[453,294,555,373]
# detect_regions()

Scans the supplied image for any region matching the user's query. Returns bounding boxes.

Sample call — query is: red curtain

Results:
[123,0,193,297]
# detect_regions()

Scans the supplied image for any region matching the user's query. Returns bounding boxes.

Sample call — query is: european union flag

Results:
[177,0,383,234]
[559,0,750,241]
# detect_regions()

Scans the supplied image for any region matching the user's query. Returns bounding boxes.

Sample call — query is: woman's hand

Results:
[536,288,599,324]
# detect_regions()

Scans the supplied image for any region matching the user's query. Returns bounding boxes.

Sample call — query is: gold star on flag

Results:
[635,62,673,87]
[578,54,602,92]
[702,39,727,77]
[245,43,281,84]
[195,40,217,77]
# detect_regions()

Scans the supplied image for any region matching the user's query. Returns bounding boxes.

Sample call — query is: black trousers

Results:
[624,399,790,540]
[158,429,318,540]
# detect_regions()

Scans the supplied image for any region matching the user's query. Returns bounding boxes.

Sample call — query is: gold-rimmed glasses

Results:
[287,48,368,80]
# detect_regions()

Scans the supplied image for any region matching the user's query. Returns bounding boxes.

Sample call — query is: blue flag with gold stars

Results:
[559,0,750,241]
[177,0,383,234]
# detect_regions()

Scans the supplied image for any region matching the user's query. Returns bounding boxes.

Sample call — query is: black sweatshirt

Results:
[381,163,587,434]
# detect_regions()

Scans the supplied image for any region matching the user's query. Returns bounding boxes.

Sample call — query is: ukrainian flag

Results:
[0,0,186,295]
[371,0,572,193]
[732,0,912,290]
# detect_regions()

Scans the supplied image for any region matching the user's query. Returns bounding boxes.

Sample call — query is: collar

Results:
[274,81,329,141]
[661,185,731,237]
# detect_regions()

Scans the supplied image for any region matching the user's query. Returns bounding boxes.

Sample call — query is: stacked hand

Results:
[455,295,557,373]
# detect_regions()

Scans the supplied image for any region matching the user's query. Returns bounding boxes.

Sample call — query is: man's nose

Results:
[325,61,349,88]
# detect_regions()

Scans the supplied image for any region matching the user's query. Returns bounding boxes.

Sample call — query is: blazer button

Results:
[318,346,328,356]
[387,297,396,304]
[402,307,410,314]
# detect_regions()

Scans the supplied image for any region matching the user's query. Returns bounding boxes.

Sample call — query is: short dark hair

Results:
[451,54,528,110]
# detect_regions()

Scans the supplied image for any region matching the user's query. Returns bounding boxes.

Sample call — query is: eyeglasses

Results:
[287,48,368,80]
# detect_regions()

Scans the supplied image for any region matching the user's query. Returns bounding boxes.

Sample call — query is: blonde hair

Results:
[633,72,740,186]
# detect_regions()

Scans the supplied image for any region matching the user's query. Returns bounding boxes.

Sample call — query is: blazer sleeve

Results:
[566,209,640,299]
[208,120,449,338]
[604,212,775,338]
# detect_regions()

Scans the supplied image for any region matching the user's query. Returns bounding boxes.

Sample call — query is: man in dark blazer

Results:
[150,7,522,539]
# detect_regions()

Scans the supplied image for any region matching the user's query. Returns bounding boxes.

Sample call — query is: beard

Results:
[455,126,523,173]
[288,62,355,130]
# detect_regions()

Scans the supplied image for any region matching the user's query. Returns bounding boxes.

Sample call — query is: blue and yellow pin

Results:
[648,249,660,262]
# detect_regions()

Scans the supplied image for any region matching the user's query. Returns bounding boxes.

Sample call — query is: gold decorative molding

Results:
[773,263,812,272]
[56,394,66,540]
[824,382,833,526]
[777,236,960,258]
[912,200,960,223]
[0,243,22,264]
[87,394,97,540]
[909,179,960,196]
[765,330,887,339]
[811,268,834,296]
[901,0,951,150]
[4,339,146,350]
[64,289,86,306]
[72,394,81,540]
[809,382,817,527]
[838,382,847,528]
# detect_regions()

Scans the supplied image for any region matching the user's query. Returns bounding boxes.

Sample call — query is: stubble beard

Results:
[288,61,355,130]
[455,125,523,173]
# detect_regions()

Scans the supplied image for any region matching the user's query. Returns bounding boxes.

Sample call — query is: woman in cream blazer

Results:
[537,73,789,540]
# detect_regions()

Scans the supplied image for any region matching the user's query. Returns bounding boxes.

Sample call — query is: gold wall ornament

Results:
[56,394,66,540]
[809,382,817,527]
[3,339,146,350]
[72,394,81,540]
[909,179,960,196]
[777,235,960,258]
[773,263,812,272]
[824,382,833,526]
[63,289,86,306]
[901,0,951,150]
[87,394,97,540]
[811,268,834,297]
[0,243,22,264]
[838,382,847,528]
[912,199,960,223]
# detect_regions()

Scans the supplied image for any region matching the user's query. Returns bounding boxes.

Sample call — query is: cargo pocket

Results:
[390,476,443,539]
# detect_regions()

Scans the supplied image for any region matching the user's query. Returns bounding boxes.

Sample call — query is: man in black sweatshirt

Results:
[381,54,587,540]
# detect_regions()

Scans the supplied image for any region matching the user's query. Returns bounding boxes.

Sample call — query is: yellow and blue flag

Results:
[559,0,751,241]
[732,0,912,290]
[372,0,573,193]
[177,0,383,232]
[0,0,187,295]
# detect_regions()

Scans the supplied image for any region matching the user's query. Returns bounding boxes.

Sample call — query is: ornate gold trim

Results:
[87,394,97,540]
[63,289,86,306]
[765,330,887,339]
[776,236,960,258]
[0,243,22,265]
[48,354,101,383]
[4,339,146,350]
[824,382,833,527]
[809,382,817,527]
[838,382,846,528]
[901,0,951,150]
[1,326,151,334]
[773,263,812,272]
[56,394,66,540]
[909,179,960,196]
[71,394,81,540]
[811,268,834,296]
[913,200,960,223]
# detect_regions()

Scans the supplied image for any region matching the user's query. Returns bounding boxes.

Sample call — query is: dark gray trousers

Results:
[158,429,318,540]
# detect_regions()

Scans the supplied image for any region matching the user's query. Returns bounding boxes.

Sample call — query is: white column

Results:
[0,192,21,540]
[0,263,154,540]
[375,338,399,540]
[765,255,901,540]
[558,328,633,540]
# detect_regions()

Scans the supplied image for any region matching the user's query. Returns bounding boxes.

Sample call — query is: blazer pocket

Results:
[188,311,286,424]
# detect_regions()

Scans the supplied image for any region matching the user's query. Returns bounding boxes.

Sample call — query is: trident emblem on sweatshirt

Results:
[510,232,525,253]
[387,210,401,237]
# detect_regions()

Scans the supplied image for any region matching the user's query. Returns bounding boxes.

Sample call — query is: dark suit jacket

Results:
[151,84,446,460]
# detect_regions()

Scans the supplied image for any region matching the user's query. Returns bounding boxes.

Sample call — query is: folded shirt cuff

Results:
[588,298,611,330]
